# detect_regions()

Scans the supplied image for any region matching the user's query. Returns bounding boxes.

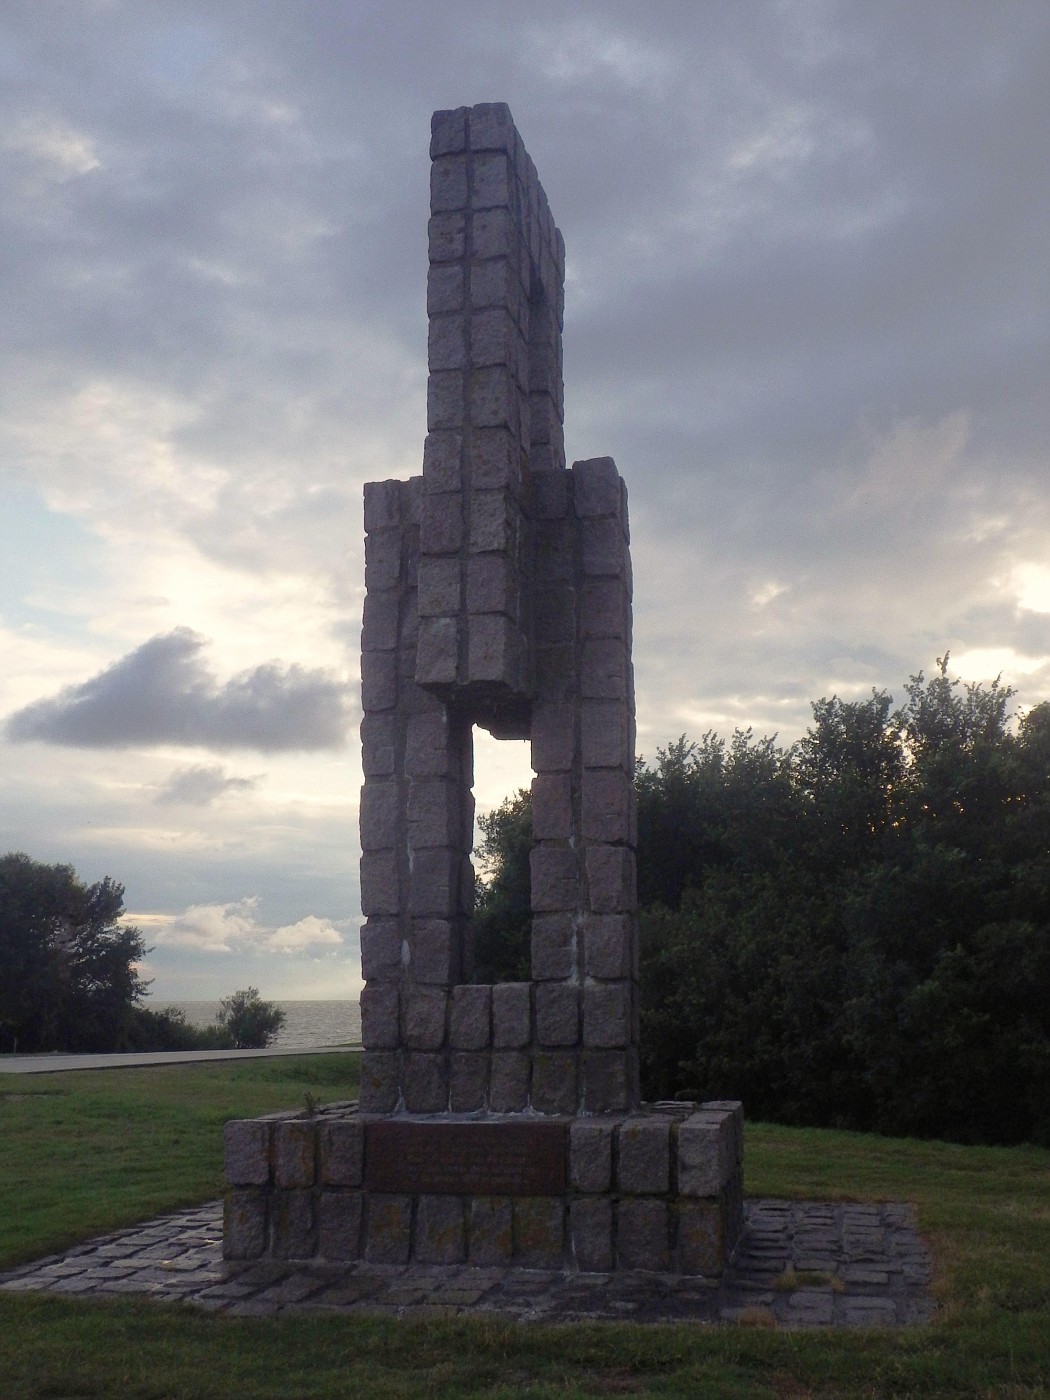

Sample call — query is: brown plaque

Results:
[365,1119,567,1196]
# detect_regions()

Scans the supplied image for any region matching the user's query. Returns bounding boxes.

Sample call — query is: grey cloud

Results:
[1,0,1047,753]
[154,763,260,806]
[6,628,351,751]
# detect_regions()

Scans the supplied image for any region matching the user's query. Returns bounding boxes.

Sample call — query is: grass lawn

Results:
[1,1053,1049,1399]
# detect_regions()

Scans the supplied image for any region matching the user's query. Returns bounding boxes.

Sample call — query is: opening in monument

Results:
[470,726,533,985]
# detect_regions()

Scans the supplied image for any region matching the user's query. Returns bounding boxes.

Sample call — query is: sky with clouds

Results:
[2,1,1048,1001]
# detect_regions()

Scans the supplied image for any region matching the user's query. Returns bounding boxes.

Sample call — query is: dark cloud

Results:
[154,763,259,805]
[6,628,351,751]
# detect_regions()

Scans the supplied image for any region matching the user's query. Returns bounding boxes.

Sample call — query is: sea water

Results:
[156,1000,361,1049]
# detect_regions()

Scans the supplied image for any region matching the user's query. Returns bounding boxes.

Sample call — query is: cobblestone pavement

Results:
[0,1199,934,1327]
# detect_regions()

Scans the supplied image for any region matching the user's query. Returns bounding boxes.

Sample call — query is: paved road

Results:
[0,1198,935,1327]
[0,1045,361,1075]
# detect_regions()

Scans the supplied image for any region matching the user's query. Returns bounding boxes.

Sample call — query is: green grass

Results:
[1,1054,1049,1398]
[0,1052,360,1267]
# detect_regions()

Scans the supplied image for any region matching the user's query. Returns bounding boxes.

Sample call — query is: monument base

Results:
[223,1101,744,1275]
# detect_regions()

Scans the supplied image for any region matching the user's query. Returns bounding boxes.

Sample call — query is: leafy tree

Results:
[470,788,532,982]
[216,987,286,1049]
[0,853,147,1052]
[635,730,799,907]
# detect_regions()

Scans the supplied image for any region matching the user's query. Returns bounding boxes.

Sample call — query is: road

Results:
[0,1044,361,1075]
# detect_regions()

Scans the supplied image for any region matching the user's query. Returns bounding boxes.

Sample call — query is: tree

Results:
[470,788,532,982]
[0,853,147,1053]
[216,987,285,1049]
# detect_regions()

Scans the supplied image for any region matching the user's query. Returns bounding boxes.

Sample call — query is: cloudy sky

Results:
[2,1,1047,1001]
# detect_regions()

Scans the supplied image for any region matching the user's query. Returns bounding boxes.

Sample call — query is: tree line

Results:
[474,658,1050,1146]
[0,853,284,1053]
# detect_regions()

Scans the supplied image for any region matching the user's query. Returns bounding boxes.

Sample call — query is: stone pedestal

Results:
[224,1100,743,1274]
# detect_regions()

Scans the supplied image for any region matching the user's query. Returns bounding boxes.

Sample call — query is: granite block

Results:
[618,1116,671,1195]
[617,1199,669,1271]
[224,1120,271,1187]
[416,1195,466,1264]
[365,1195,413,1264]
[223,1189,267,1260]
[317,1191,363,1262]
[571,1197,613,1273]
[569,1119,614,1193]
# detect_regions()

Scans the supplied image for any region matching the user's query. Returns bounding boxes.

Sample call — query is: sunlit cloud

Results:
[138,898,346,956]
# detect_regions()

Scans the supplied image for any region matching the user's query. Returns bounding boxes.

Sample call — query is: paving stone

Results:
[0,1195,936,1329]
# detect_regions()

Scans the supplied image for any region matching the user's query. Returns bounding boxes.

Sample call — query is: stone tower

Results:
[224,105,743,1275]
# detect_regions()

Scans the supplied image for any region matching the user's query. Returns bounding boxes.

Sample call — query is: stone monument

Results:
[224,104,743,1275]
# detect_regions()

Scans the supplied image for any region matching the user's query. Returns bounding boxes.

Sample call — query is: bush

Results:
[216,988,285,1049]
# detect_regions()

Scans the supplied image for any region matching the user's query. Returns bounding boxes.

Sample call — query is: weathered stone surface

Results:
[580,699,630,767]
[428,211,465,262]
[416,1195,466,1264]
[678,1110,731,1197]
[271,1189,315,1260]
[317,1191,363,1261]
[582,914,632,978]
[427,266,464,318]
[415,615,458,685]
[617,1199,670,1271]
[514,1197,565,1268]
[360,918,400,982]
[410,919,457,984]
[535,982,579,1047]
[491,982,531,1048]
[360,650,398,712]
[677,1200,725,1276]
[400,1052,449,1113]
[580,638,627,698]
[223,1190,267,1259]
[582,769,631,843]
[408,849,458,916]
[407,778,460,849]
[531,847,578,912]
[319,1119,364,1188]
[365,1195,413,1264]
[468,1196,514,1264]
[467,613,517,683]
[531,702,575,772]
[569,1119,614,1193]
[358,1051,398,1113]
[571,1197,613,1273]
[531,773,572,840]
[449,984,491,1049]
[531,1050,577,1114]
[572,457,621,517]
[583,982,630,1049]
[359,850,399,918]
[617,1117,671,1195]
[585,845,635,914]
[361,591,400,653]
[360,984,399,1050]
[531,913,574,981]
[404,711,454,777]
[449,1051,488,1111]
[360,713,396,777]
[702,1100,745,1169]
[488,1050,530,1112]
[274,1120,316,1189]
[582,1050,632,1115]
[364,531,401,592]
[224,1120,270,1187]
